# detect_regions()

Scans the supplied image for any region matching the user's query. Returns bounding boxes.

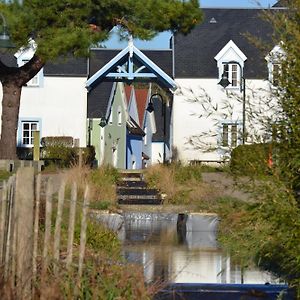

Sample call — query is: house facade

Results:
[87,47,174,168]
[172,6,281,163]
[0,47,88,154]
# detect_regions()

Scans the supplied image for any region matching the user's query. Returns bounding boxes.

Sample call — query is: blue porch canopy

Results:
[86,38,177,92]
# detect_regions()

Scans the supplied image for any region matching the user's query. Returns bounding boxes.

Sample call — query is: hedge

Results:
[230,143,272,176]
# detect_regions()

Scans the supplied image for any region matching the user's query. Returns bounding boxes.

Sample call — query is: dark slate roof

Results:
[87,49,173,119]
[272,0,289,7]
[44,56,88,76]
[152,96,171,144]
[0,53,18,67]
[174,8,276,79]
[89,48,173,78]
[0,53,87,76]
[87,81,114,118]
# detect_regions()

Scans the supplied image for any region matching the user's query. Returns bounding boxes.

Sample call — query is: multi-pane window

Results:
[231,64,238,87]
[222,64,239,88]
[222,123,239,148]
[22,121,39,146]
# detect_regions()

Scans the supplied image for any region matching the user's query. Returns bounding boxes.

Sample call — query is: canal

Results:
[94,211,294,299]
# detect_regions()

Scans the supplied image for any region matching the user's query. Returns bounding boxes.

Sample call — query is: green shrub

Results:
[74,219,121,257]
[81,146,96,166]
[42,145,77,167]
[230,143,272,176]
[41,137,95,168]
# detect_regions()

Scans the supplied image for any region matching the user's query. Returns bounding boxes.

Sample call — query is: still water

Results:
[96,212,279,285]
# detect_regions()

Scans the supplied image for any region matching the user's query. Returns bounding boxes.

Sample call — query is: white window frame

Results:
[223,63,240,88]
[220,121,240,148]
[21,121,39,147]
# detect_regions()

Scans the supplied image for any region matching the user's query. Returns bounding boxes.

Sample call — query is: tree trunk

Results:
[0,82,22,159]
[0,55,44,160]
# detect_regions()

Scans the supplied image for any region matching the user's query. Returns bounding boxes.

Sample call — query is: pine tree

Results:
[0,0,202,159]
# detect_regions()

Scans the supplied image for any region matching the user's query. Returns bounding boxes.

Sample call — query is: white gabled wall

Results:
[3,76,87,147]
[173,78,276,163]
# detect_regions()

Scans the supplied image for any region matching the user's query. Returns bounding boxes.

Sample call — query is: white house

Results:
[172,5,283,164]
[0,43,88,155]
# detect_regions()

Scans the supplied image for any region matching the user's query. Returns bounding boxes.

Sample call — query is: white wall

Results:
[1,76,87,147]
[151,142,171,164]
[173,78,276,163]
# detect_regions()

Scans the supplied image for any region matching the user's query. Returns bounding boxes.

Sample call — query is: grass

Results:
[0,169,13,181]
[144,163,221,206]
[0,163,154,299]
[63,164,119,210]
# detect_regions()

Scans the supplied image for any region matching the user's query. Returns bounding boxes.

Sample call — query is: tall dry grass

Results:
[144,164,221,206]
[63,164,118,209]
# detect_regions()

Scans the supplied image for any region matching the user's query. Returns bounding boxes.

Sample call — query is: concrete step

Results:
[117,188,159,196]
[119,176,143,181]
[118,198,162,205]
[119,172,143,180]
[117,194,160,200]
[117,180,147,188]
[117,170,162,205]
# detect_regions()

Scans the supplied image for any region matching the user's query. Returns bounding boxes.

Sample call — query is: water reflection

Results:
[121,212,278,284]
[93,211,279,284]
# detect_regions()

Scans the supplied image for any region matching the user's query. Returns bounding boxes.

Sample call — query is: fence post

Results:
[32,173,41,282]
[4,176,16,279]
[66,182,77,269]
[43,178,53,273]
[78,185,89,278]
[0,181,7,265]
[33,131,40,161]
[53,181,65,274]
[15,168,35,299]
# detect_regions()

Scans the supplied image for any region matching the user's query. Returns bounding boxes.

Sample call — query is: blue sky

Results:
[104,0,278,49]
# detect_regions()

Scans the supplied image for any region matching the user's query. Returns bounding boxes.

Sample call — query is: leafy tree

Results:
[0,0,202,159]
[219,1,300,296]
[263,0,300,193]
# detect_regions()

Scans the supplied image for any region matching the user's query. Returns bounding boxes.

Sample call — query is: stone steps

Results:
[117,171,162,205]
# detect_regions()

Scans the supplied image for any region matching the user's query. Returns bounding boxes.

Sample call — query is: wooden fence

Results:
[0,167,89,299]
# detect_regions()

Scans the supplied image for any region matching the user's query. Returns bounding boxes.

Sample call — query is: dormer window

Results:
[215,40,247,89]
[272,63,280,86]
[265,44,285,86]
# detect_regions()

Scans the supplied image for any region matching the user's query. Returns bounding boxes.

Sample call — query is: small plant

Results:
[89,201,111,210]
[88,165,119,205]
[0,169,12,181]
